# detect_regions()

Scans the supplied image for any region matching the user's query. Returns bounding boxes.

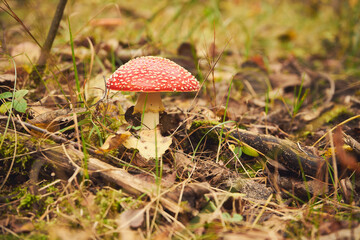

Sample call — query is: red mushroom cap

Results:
[106,56,200,92]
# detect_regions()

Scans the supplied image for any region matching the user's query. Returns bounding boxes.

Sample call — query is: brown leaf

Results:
[318,223,360,240]
[12,221,34,233]
[334,127,360,174]
[0,74,15,85]
[118,209,144,229]
[11,42,41,65]
[223,229,282,240]
[233,69,269,96]
[153,229,172,240]
[249,54,267,71]
[84,73,107,104]
[49,226,91,240]
[161,171,176,188]
[28,108,87,133]
[97,131,131,153]
[0,216,34,234]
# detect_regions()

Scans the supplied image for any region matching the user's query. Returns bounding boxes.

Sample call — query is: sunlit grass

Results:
[3,0,337,59]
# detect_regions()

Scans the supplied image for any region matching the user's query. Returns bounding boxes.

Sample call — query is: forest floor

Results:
[1,0,360,239]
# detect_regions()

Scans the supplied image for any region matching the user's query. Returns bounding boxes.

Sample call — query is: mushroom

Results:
[106,56,200,129]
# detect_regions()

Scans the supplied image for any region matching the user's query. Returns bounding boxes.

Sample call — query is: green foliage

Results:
[241,144,259,157]
[292,75,309,117]
[230,143,259,158]
[232,145,242,158]
[236,160,263,178]
[190,120,222,144]
[19,192,40,210]
[0,235,20,240]
[0,89,28,113]
[0,133,32,174]
[222,212,243,223]
[52,187,139,235]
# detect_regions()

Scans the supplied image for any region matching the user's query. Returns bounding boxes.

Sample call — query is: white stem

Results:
[141,111,159,129]
[134,92,164,129]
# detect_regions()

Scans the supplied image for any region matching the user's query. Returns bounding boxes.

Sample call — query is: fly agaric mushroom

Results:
[106,56,199,129]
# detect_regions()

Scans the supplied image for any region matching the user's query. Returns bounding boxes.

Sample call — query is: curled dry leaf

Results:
[28,108,86,133]
[334,127,360,174]
[97,131,131,153]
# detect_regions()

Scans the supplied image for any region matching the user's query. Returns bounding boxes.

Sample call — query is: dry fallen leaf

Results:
[48,226,91,240]
[28,108,87,134]
[118,209,144,229]
[0,74,16,85]
[116,209,144,240]
[84,73,107,105]
[318,222,360,240]
[223,229,282,240]
[97,131,132,153]
[11,41,41,65]
[334,127,360,174]
[123,127,172,160]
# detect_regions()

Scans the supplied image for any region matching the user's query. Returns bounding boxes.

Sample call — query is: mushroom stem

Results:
[134,92,164,129]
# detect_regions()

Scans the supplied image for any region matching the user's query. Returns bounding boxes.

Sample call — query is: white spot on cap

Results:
[105,56,200,92]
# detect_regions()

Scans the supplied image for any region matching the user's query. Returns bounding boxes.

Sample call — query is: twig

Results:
[0,225,20,239]
[312,114,360,147]
[343,132,360,155]
[37,0,68,65]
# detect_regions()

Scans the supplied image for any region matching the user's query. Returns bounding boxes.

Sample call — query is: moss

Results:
[0,133,33,175]
[301,105,353,134]
[190,120,222,144]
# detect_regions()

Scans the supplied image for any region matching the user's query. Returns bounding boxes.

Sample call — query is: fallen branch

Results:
[190,121,326,178]
[0,128,185,213]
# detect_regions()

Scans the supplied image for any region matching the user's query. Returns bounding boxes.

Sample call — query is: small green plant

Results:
[19,193,40,210]
[222,212,243,223]
[13,187,40,210]
[229,142,259,158]
[281,74,309,130]
[0,89,28,114]
[292,74,309,118]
